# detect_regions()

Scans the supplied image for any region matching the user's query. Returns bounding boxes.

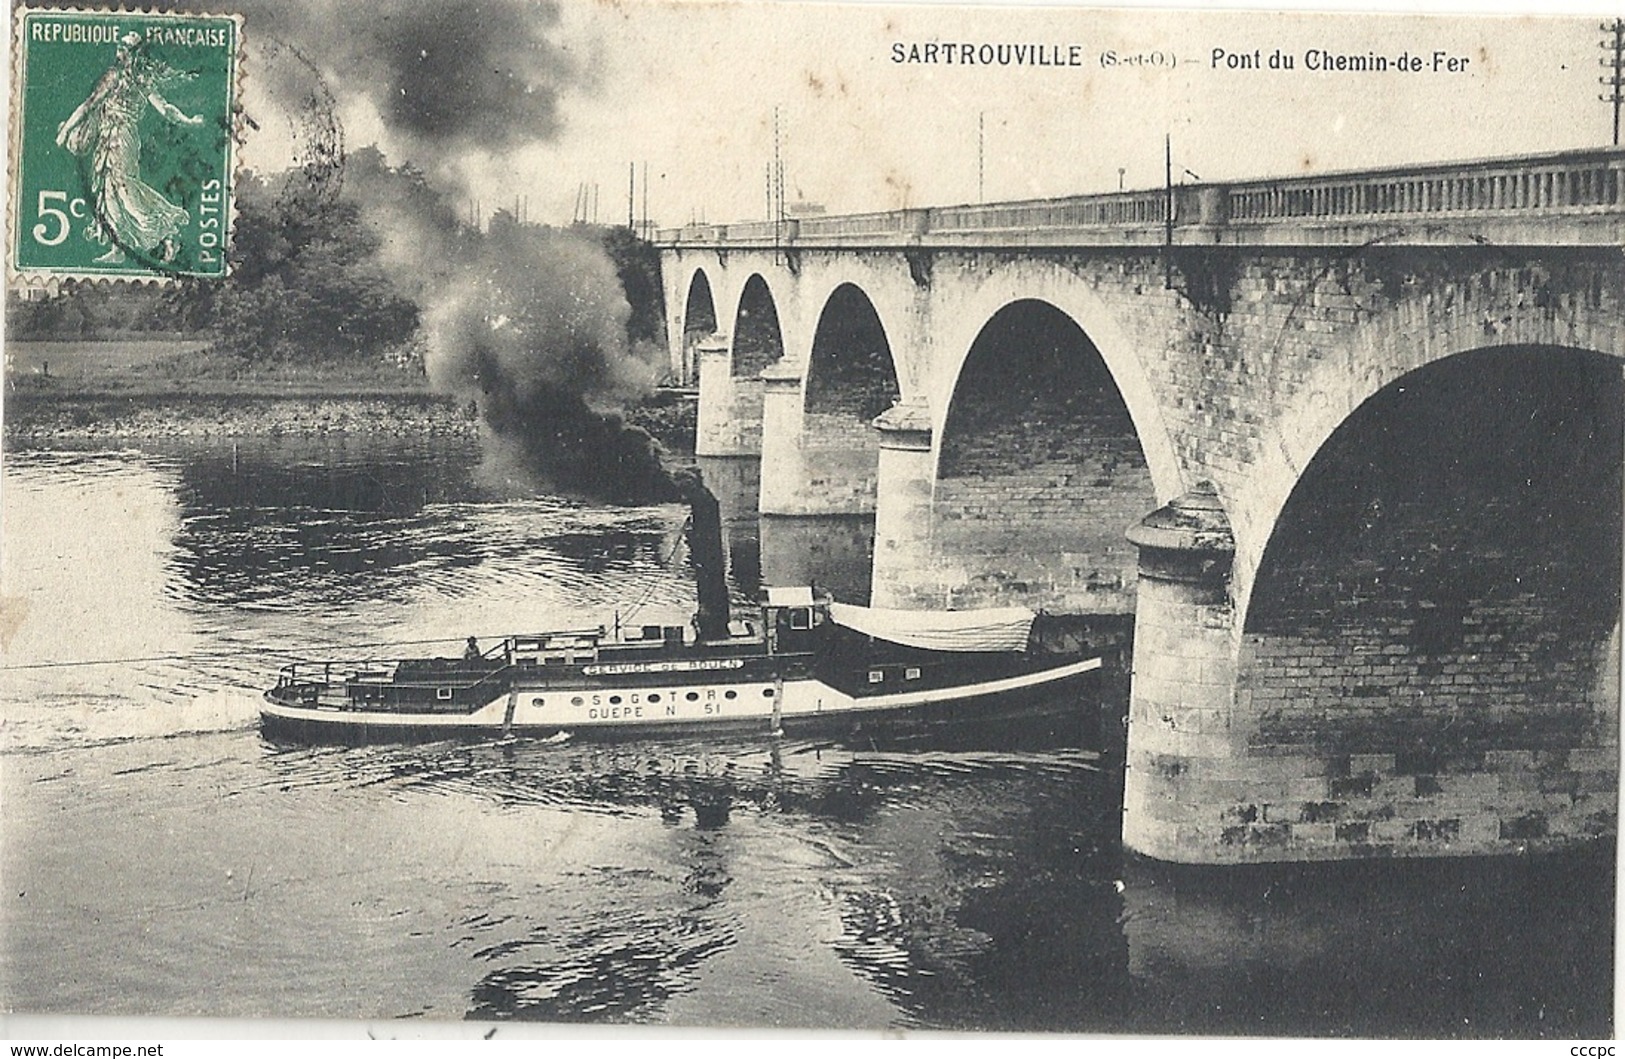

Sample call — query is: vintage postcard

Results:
[1,0,1619,1046]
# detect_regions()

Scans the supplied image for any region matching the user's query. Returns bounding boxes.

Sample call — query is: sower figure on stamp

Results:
[55,32,203,265]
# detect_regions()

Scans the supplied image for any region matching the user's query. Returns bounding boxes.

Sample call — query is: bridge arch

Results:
[1239,342,1620,791]
[1235,278,1625,617]
[757,280,902,519]
[682,269,718,341]
[927,260,1182,505]
[927,297,1160,612]
[730,274,786,378]
[676,268,720,385]
[693,266,782,457]
[804,282,901,424]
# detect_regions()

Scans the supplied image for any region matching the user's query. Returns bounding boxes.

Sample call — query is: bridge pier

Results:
[757,361,808,513]
[1120,485,1244,863]
[695,335,763,457]
[869,397,936,610]
[759,362,884,516]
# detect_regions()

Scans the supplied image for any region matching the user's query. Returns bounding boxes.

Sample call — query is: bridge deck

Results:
[656,147,1625,249]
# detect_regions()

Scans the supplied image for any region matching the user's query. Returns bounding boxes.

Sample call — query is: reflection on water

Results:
[1117,850,1615,1037]
[761,514,874,605]
[696,456,876,605]
[0,439,1613,1035]
[0,439,694,750]
[696,456,762,603]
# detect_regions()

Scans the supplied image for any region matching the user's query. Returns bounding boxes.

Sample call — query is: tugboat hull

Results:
[261,657,1101,744]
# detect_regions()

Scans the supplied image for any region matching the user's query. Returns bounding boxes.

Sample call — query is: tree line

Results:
[6,148,667,373]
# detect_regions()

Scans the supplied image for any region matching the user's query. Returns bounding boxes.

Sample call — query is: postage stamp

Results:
[8,7,241,283]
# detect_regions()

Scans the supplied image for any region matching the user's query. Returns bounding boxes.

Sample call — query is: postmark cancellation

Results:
[8,6,242,284]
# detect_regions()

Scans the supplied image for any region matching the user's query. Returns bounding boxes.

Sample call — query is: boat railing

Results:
[274,657,514,696]
[276,660,335,688]
[272,620,724,694]
[437,662,518,699]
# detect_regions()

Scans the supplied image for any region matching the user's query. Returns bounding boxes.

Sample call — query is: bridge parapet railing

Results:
[654,224,723,244]
[721,220,791,242]
[655,220,797,244]
[1224,150,1625,223]
[798,210,922,238]
[927,190,1169,233]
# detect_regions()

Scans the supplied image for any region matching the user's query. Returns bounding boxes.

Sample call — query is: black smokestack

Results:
[674,469,731,642]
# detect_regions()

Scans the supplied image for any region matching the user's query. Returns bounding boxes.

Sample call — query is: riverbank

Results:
[4,391,481,442]
[4,340,696,448]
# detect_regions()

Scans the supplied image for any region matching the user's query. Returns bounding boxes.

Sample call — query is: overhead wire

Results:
[618,515,693,627]
[0,635,472,671]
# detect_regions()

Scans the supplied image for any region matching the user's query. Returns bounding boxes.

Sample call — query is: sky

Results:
[231,0,1625,229]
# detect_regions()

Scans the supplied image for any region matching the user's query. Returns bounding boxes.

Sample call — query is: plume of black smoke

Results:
[226,0,680,506]
[237,0,578,166]
[422,218,677,504]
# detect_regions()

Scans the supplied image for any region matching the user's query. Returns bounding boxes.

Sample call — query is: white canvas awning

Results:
[826,603,1036,653]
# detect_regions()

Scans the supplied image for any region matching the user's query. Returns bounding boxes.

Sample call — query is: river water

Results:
[0,436,1612,1035]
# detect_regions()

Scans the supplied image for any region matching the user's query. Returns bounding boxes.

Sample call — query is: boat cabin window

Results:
[905,667,922,680]
[868,670,884,684]
[436,687,454,700]
[727,620,756,639]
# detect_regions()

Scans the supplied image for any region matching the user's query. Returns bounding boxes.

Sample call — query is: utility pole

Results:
[1602,19,1624,146]
[1163,133,1174,289]
[773,105,786,228]
[978,111,985,203]
[628,162,636,229]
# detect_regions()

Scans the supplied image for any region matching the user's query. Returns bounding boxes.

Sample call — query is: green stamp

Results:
[9,7,240,282]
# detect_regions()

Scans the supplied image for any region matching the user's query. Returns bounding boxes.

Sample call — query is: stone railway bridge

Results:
[653,148,1625,865]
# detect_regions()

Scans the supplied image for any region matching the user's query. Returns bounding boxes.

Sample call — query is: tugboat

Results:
[262,480,1100,742]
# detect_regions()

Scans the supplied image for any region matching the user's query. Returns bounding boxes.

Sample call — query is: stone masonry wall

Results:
[930,307,1156,613]
[1218,349,1622,858]
[696,361,764,457]
[800,410,880,513]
